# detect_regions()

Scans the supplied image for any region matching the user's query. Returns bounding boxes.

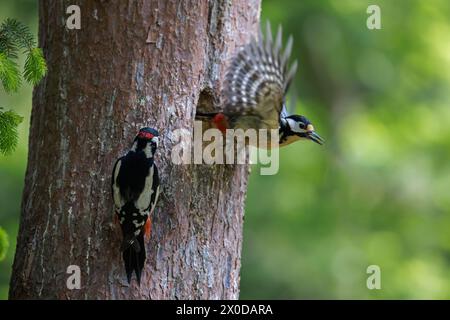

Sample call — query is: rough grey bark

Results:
[9,0,260,299]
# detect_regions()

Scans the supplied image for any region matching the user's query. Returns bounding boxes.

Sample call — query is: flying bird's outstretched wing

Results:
[223,21,298,130]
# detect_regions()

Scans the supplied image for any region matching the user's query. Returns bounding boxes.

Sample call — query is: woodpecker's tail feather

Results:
[120,234,141,252]
[122,232,145,285]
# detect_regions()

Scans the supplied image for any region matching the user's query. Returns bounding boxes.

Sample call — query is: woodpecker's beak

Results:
[306,124,324,145]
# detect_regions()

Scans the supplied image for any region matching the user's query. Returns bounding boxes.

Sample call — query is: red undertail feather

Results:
[144,217,152,238]
[212,113,228,134]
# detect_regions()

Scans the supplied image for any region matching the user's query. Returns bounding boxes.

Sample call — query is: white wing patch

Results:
[149,185,160,215]
[135,165,155,211]
[112,159,124,210]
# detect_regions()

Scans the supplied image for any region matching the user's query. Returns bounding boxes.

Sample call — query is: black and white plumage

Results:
[279,114,323,146]
[112,127,160,285]
[196,21,323,148]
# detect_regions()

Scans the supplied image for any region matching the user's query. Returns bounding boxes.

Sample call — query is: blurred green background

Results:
[1,0,450,299]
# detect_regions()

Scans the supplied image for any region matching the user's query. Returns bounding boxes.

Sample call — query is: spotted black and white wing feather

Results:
[223,21,298,130]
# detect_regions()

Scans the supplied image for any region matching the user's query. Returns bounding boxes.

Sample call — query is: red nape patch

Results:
[138,131,154,139]
[212,113,228,134]
[144,217,152,238]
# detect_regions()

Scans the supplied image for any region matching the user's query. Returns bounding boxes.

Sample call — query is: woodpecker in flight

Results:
[111,127,160,285]
[196,22,323,148]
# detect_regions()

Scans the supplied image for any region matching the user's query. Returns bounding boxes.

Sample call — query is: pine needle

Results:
[0,18,46,155]
[0,109,23,155]
[0,18,47,92]
[24,47,47,85]
[0,52,21,93]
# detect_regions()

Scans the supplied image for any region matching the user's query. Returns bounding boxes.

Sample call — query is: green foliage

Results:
[0,52,20,92]
[0,108,23,155]
[0,17,46,156]
[0,227,9,261]
[0,18,46,92]
[0,18,35,51]
[24,47,47,85]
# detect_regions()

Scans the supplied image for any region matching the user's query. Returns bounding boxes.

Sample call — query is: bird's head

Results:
[281,115,324,146]
[133,127,159,157]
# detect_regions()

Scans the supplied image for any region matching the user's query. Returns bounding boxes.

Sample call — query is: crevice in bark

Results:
[196,88,216,114]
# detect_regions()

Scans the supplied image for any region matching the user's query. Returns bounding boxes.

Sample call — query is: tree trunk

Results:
[9,0,260,299]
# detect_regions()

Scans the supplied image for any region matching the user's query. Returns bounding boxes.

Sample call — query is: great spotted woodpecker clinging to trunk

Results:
[111,127,160,285]
[196,21,323,148]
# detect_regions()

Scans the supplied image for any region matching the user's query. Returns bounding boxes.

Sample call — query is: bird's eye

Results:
[299,122,305,129]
